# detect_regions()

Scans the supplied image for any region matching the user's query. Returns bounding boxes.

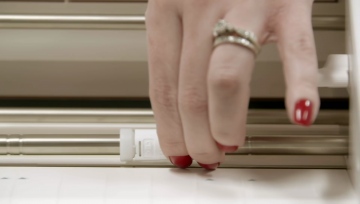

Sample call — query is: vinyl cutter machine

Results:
[0,0,359,203]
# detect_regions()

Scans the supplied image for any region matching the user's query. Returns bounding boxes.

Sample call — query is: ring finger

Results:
[208,5,268,152]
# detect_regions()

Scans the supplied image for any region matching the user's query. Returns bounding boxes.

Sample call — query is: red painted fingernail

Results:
[217,142,238,153]
[294,99,313,126]
[169,155,193,169]
[197,162,220,170]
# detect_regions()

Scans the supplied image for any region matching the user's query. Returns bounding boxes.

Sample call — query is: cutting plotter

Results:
[0,0,359,203]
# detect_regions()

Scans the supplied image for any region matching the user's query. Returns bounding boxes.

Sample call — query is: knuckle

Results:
[179,89,208,113]
[150,84,178,111]
[292,35,315,56]
[209,70,241,93]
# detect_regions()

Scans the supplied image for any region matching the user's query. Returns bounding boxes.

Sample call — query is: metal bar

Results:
[0,134,348,155]
[0,15,145,24]
[0,15,345,30]
[0,108,349,125]
[0,155,346,169]
[0,155,347,169]
[69,0,339,2]
[236,135,348,155]
[0,0,337,2]
[312,16,345,30]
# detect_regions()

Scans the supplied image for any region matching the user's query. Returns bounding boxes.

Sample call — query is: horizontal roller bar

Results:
[0,136,119,155]
[0,124,348,135]
[0,155,347,169]
[0,15,145,24]
[67,0,340,2]
[0,134,348,155]
[0,108,349,125]
[0,15,345,30]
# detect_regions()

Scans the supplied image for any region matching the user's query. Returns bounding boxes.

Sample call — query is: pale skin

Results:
[146,0,319,169]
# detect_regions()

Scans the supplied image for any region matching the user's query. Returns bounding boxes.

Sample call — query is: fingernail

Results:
[217,142,238,153]
[169,155,193,169]
[294,99,313,126]
[197,162,220,170]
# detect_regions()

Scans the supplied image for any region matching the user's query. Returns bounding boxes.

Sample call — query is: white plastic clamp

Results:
[120,128,167,162]
[318,54,348,88]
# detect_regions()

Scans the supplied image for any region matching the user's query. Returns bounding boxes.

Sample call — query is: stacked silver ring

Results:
[213,19,261,56]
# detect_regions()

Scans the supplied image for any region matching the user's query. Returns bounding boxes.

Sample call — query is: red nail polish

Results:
[197,162,220,170]
[217,142,238,153]
[169,155,193,169]
[294,99,313,126]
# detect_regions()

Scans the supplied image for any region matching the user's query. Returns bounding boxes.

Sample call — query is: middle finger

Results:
[178,2,225,169]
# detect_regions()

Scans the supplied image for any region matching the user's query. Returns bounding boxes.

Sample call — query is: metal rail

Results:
[0,15,345,30]
[0,108,349,125]
[0,134,348,155]
[0,108,349,168]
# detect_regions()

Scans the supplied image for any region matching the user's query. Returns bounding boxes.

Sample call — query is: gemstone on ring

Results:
[213,19,227,37]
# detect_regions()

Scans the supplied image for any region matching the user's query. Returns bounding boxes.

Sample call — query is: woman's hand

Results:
[145,0,319,169]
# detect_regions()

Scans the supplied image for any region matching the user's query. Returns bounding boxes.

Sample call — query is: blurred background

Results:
[0,0,347,109]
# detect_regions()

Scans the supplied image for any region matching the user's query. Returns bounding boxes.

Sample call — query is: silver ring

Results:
[213,19,261,55]
[214,35,260,55]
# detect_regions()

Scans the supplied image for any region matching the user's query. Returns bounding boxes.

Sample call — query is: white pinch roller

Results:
[120,128,167,162]
[318,54,348,88]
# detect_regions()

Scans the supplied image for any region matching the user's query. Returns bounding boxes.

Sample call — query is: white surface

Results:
[347,0,360,200]
[0,167,357,204]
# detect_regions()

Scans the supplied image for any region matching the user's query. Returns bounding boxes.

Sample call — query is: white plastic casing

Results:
[119,129,135,162]
[120,128,166,162]
[318,54,349,88]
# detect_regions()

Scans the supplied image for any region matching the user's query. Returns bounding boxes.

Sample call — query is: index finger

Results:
[275,1,320,126]
[146,1,191,168]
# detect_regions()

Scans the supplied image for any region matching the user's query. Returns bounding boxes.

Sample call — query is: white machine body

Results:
[0,0,359,203]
